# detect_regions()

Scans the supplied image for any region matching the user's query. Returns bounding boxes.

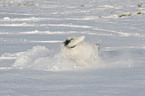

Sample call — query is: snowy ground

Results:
[0,0,145,96]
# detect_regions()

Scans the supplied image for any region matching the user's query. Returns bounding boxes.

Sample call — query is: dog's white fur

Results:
[61,36,99,66]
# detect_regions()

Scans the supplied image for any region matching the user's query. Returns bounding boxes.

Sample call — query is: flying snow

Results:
[12,41,103,71]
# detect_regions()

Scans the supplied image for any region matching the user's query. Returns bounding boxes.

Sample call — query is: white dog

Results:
[61,36,99,67]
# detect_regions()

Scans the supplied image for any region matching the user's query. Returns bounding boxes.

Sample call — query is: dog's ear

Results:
[63,39,71,46]
[63,37,75,46]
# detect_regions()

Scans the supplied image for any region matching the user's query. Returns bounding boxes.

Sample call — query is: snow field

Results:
[0,0,145,96]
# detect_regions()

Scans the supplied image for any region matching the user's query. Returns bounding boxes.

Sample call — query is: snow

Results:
[0,0,145,95]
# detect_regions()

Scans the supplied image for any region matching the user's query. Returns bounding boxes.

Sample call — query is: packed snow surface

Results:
[0,0,145,96]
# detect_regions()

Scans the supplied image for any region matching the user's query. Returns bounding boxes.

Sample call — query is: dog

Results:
[61,36,99,66]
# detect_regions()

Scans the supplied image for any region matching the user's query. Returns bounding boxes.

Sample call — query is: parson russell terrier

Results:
[61,36,100,66]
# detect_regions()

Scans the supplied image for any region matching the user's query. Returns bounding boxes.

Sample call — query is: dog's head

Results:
[63,37,76,48]
[63,36,85,49]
